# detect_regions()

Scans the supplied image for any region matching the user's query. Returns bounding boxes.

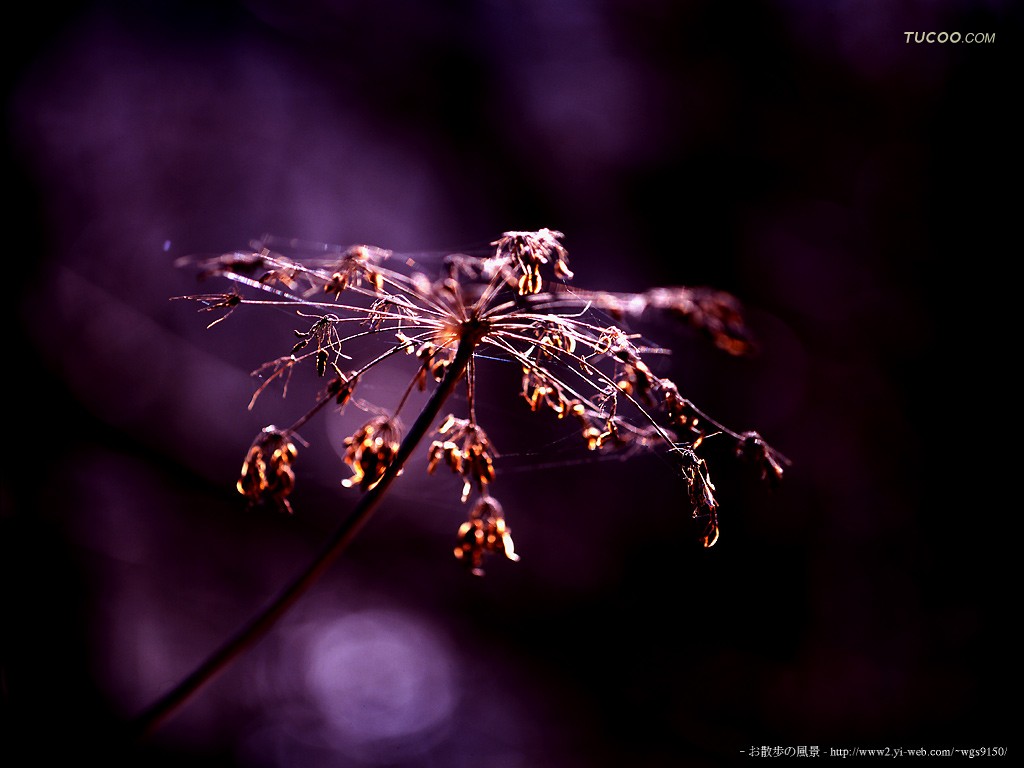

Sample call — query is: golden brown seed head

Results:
[237,426,299,514]
[342,417,402,491]
[453,497,519,576]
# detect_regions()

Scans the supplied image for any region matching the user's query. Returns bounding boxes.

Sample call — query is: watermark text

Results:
[905,31,996,44]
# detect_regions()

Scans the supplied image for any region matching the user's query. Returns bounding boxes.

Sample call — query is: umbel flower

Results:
[144,229,789,737]
[182,227,787,568]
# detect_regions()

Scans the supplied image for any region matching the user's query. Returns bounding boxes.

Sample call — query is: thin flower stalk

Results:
[132,326,483,738]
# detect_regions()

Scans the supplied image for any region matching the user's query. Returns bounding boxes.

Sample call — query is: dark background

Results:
[2,1,1018,766]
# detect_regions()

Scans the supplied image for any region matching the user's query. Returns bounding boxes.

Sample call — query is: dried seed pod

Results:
[674,446,721,548]
[430,415,498,502]
[645,286,753,356]
[237,426,299,514]
[736,431,789,487]
[413,342,454,391]
[427,440,463,475]
[326,367,359,407]
[616,360,657,405]
[342,416,402,491]
[659,379,697,428]
[492,228,572,295]
[454,496,519,576]
[323,245,386,295]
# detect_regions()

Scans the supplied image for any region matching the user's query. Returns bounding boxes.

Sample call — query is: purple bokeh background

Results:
[3,1,1017,765]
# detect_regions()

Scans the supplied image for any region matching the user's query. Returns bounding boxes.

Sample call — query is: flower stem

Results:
[131,330,482,740]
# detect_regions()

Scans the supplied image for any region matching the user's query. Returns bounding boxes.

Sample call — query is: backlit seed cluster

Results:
[237,426,299,515]
[454,497,519,577]
[183,228,786,574]
[427,415,497,503]
[342,416,402,492]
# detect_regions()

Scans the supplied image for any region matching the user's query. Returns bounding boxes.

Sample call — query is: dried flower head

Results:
[180,228,786,572]
[492,228,573,295]
[322,245,386,295]
[236,426,299,514]
[454,496,520,576]
[342,416,402,491]
[427,415,497,502]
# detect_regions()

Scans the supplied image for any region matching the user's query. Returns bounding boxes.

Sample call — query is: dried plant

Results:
[142,228,786,736]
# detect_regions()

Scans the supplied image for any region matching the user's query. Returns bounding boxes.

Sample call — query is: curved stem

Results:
[131,330,482,740]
